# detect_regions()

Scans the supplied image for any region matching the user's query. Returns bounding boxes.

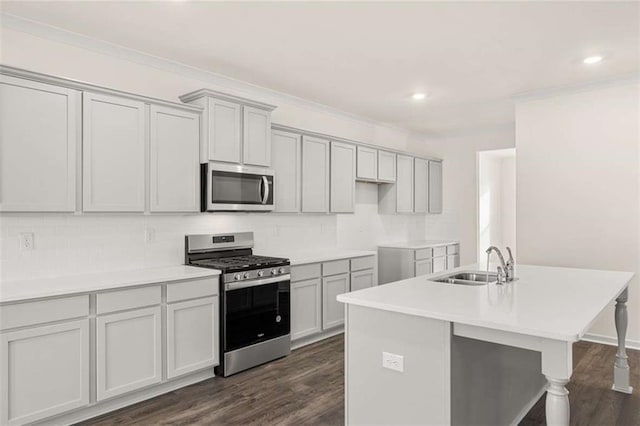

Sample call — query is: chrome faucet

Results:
[485,246,516,284]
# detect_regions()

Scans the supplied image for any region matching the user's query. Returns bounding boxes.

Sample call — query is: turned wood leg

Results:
[612,288,633,394]
[545,377,570,426]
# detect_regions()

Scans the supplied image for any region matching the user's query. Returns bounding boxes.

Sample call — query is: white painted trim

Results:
[513,74,640,102]
[1,12,408,134]
[509,384,547,426]
[582,333,640,351]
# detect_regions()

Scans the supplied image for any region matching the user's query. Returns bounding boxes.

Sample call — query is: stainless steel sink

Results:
[430,271,497,286]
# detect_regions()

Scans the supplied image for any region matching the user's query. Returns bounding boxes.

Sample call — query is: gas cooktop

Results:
[191,255,289,272]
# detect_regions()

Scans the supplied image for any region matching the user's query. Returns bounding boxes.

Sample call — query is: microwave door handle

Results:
[258,177,264,202]
[261,176,269,204]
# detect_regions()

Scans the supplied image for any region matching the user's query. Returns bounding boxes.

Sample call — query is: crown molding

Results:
[180,88,277,111]
[512,74,640,103]
[1,12,409,134]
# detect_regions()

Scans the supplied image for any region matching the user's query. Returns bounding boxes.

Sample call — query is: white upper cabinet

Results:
[207,97,241,164]
[271,130,301,213]
[149,105,200,212]
[0,75,79,212]
[414,158,429,213]
[180,89,276,166]
[396,155,415,213]
[301,135,330,213]
[356,146,378,181]
[377,151,397,183]
[429,160,443,214]
[331,141,356,213]
[83,92,146,212]
[243,106,271,166]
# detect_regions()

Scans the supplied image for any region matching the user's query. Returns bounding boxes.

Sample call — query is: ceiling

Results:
[1,1,638,136]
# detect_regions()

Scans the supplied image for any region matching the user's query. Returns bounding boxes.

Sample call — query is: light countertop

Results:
[270,249,377,266]
[378,240,459,250]
[337,263,633,342]
[0,265,221,304]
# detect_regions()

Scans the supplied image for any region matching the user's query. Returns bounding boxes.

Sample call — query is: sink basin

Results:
[430,271,497,286]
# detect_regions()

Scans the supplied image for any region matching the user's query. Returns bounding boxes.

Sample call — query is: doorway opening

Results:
[477,148,516,263]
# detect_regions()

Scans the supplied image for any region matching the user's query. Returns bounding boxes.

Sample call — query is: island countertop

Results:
[337,263,633,342]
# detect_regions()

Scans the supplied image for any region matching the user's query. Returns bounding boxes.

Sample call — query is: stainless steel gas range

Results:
[185,232,290,377]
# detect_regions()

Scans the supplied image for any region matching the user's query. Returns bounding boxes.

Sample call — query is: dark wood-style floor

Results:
[82,336,638,426]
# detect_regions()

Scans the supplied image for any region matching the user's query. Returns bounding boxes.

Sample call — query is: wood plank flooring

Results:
[81,336,638,426]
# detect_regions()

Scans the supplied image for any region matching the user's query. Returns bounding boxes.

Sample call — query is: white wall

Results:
[516,80,640,345]
[501,156,516,257]
[0,26,435,281]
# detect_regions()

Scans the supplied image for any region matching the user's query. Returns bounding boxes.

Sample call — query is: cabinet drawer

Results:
[167,277,219,303]
[0,295,89,330]
[323,259,350,276]
[433,246,447,257]
[291,263,321,282]
[447,244,459,255]
[96,286,161,315]
[350,256,375,272]
[415,248,433,260]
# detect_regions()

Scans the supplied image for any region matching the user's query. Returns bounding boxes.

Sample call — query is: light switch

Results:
[382,351,404,372]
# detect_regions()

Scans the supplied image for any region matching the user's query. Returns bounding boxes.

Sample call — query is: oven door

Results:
[204,163,274,211]
[223,275,290,352]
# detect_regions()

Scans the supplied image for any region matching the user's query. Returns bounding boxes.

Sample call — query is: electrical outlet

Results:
[145,228,156,243]
[19,232,34,251]
[382,352,404,372]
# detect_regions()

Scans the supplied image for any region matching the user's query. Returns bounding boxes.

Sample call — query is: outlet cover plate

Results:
[382,351,404,372]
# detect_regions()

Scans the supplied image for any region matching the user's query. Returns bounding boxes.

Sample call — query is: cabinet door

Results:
[243,106,271,166]
[291,278,322,340]
[83,92,145,212]
[330,141,356,213]
[0,76,79,212]
[396,155,414,213]
[207,97,241,163]
[429,161,443,213]
[415,259,432,277]
[447,254,460,270]
[149,105,200,212]
[378,151,397,183]
[96,306,162,400]
[301,136,330,213]
[356,146,378,181]
[414,158,429,213]
[166,296,219,379]
[0,320,89,425]
[322,273,349,330]
[433,256,447,273]
[271,130,301,212]
[350,269,375,292]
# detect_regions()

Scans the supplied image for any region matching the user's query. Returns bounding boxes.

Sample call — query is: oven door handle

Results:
[225,274,290,291]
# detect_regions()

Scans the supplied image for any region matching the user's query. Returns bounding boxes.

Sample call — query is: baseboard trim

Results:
[582,333,640,351]
[34,369,215,425]
[292,327,344,350]
[509,384,547,426]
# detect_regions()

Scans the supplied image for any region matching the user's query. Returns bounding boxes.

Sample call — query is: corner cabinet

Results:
[330,141,356,213]
[180,89,276,167]
[271,130,301,213]
[429,160,443,213]
[82,92,146,212]
[0,75,80,212]
[378,154,414,214]
[414,158,429,213]
[301,136,330,213]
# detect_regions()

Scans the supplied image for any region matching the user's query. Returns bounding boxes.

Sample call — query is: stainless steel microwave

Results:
[201,163,274,212]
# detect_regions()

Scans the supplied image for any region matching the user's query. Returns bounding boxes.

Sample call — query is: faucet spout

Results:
[485,246,507,270]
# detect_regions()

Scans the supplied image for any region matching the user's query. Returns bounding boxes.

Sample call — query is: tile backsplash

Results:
[0,184,453,281]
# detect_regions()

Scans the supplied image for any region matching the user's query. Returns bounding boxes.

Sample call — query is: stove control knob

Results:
[234,273,241,281]
[257,270,264,277]
[279,268,286,274]
[244,272,250,279]
[271,268,278,275]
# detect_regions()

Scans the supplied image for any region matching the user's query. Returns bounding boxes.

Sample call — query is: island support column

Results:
[542,340,572,426]
[612,288,633,394]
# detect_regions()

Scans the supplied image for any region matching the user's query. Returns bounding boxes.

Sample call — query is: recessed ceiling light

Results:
[583,55,603,65]
[412,93,426,100]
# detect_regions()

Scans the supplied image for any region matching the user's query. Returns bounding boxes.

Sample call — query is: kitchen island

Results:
[337,264,634,426]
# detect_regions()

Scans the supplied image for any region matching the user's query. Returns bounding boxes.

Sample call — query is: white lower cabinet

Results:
[322,273,349,330]
[415,259,433,277]
[166,296,219,379]
[350,269,375,292]
[433,256,447,273]
[0,319,90,425]
[291,278,322,340]
[96,306,162,401]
